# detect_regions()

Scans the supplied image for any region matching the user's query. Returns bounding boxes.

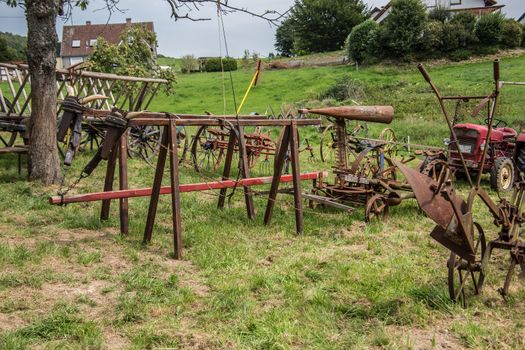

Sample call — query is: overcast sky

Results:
[0,0,522,57]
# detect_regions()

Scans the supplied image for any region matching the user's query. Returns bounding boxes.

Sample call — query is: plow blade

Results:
[395,161,475,261]
[395,161,466,229]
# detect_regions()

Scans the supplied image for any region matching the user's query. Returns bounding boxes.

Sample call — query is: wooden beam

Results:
[49,172,323,205]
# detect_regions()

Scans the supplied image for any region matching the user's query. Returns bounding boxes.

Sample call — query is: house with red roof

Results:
[60,18,156,68]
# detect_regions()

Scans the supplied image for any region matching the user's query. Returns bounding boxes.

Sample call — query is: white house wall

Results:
[425,0,488,9]
[376,0,494,23]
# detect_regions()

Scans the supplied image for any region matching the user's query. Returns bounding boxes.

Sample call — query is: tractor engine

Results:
[449,123,518,191]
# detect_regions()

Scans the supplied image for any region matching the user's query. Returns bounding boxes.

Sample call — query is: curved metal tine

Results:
[455,267,469,303]
[435,165,450,194]
[470,270,479,294]
[499,256,517,298]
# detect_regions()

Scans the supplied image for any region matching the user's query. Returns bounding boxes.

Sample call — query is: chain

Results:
[57,164,90,206]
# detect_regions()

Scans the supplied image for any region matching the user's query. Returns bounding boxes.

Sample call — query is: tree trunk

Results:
[26,0,62,184]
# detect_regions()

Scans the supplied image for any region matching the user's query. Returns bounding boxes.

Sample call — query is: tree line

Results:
[275,0,525,64]
[0,31,27,62]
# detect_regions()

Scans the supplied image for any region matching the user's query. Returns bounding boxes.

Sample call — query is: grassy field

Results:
[1,52,525,349]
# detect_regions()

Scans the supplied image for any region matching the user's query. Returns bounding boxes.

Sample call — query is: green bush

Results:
[450,12,477,45]
[451,12,477,33]
[318,76,366,101]
[380,0,427,60]
[180,54,198,74]
[448,49,472,62]
[475,12,504,45]
[420,20,444,53]
[441,22,469,52]
[203,57,238,72]
[500,19,523,48]
[428,5,450,23]
[521,26,525,47]
[347,19,379,64]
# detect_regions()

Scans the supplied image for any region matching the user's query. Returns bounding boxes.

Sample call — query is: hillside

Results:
[151,52,525,146]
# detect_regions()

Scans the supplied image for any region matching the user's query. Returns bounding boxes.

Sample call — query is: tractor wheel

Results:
[516,147,525,174]
[490,157,515,192]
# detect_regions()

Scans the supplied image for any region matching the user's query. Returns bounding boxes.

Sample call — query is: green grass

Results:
[1,53,525,348]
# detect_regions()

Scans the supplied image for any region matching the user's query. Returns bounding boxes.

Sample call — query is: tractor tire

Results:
[490,157,515,192]
[516,147,525,174]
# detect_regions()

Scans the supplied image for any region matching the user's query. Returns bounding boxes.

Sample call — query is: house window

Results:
[89,39,97,47]
[72,40,81,48]
[69,57,84,66]
[450,0,461,5]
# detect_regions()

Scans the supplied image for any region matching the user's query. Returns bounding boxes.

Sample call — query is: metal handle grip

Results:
[418,64,432,84]
[493,59,500,83]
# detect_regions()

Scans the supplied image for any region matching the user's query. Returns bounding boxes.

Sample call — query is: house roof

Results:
[519,12,525,23]
[373,0,501,22]
[61,19,154,57]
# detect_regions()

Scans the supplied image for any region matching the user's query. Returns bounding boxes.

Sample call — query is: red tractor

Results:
[419,60,525,192]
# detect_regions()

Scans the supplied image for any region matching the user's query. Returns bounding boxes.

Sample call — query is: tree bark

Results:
[26,0,62,184]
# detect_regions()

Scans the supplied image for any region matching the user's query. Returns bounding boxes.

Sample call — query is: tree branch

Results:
[165,0,289,25]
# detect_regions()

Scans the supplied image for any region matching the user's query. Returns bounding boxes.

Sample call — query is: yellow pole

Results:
[236,60,262,115]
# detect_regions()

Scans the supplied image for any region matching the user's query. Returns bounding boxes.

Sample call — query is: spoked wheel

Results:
[79,122,105,152]
[365,194,389,222]
[128,125,163,165]
[191,125,226,172]
[319,124,335,162]
[379,128,398,159]
[447,222,486,307]
[423,159,450,182]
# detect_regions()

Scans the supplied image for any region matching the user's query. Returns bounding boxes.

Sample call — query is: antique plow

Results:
[397,60,525,306]
[299,106,416,222]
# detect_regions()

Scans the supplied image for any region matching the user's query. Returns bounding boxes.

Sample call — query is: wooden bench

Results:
[0,145,28,174]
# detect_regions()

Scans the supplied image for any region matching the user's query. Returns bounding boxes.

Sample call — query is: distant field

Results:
[1,53,525,349]
[151,52,525,147]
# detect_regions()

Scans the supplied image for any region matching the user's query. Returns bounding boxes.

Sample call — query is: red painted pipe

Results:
[49,171,323,205]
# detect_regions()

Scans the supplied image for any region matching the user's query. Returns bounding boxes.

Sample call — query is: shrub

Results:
[380,0,427,60]
[475,12,504,45]
[441,22,470,52]
[448,49,472,62]
[420,20,444,53]
[521,26,525,47]
[428,5,450,23]
[203,57,238,72]
[500,20,523,48]
[318,76,366,102]
[450,12,477,45]
[347,19,379,64]
[180,54,198,74]
[451,12,477,33]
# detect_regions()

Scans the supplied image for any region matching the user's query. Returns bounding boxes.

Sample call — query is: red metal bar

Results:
[49,172,323,205]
